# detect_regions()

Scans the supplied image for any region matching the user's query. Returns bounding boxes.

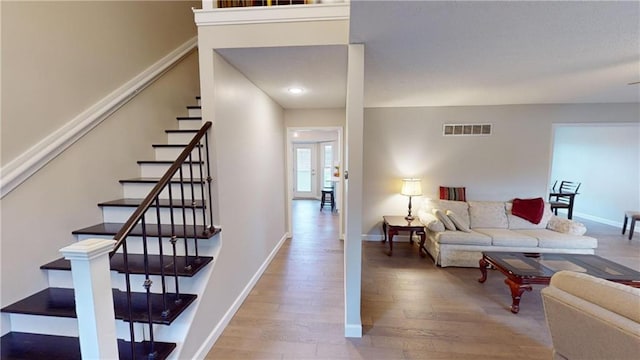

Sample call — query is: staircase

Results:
[1,97,221,360]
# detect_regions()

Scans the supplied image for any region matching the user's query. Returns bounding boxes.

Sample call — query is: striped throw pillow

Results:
[439,186,466,202]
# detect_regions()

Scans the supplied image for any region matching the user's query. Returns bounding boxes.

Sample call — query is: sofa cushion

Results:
[435,230,492,246]
[516,229,598,249]
[420,212,446,232]
[468,201,508,229]
[507,202,553,230]
[446,210,471,232]
[474,228,539,247]
[433,208,455,231]
[547,216,587,235]
[511,197,545,224]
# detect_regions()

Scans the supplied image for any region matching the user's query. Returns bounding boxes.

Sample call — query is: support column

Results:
[60,238,119,360]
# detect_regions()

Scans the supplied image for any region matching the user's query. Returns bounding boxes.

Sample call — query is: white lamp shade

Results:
[401,178,422,196]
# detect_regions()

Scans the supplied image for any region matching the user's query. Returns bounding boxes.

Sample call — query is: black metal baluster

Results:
[121,239,136,360]
[140,218,156,359]
[204,132,214,232]
[167,177,181,298]
[178,166,191,272]
[154,198,169,317]
[187,152,199,260]
[197,140,208,235]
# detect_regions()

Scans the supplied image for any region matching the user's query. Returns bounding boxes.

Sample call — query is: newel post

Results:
[60,238,119,359]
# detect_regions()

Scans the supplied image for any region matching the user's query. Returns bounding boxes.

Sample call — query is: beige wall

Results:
[1,0,200,309]
[362,103,639,237]
[0,51,201,309]
[284,108,346,128]
[1,0,199,164]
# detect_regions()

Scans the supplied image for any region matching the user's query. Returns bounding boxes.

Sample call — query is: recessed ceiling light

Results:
[288,87,304,94]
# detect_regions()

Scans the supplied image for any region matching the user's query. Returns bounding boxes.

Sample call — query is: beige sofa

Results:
[542,271,640,360]
[418,199,598,267]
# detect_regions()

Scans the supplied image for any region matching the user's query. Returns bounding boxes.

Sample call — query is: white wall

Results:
[1,0,200,165]
[362,103,639,237]
[180,52,287,358]
[551,123,640,224]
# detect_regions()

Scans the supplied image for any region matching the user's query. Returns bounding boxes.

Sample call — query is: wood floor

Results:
[206,200,639,359]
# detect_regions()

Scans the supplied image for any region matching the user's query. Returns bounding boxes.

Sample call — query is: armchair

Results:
[541,271,640,360]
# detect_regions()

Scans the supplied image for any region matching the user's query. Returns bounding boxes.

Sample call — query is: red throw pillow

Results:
[512,197,545,224]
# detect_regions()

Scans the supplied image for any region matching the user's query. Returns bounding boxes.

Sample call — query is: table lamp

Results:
[401,178,422,221]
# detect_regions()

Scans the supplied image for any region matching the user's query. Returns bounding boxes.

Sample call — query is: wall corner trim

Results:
[0,36,198,199]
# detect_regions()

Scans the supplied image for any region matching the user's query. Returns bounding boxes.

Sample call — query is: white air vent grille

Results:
[443,124,492,136]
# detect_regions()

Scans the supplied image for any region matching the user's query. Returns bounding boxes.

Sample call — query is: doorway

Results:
[286,127,344,240]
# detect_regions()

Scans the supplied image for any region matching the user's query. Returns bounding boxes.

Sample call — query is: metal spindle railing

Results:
[112,121,215,359]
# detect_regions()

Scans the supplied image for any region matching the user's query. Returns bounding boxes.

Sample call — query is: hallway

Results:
[206,199,348,359]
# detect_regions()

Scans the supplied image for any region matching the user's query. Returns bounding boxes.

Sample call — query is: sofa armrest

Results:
[547,216,587,235]
[542,271,640,360]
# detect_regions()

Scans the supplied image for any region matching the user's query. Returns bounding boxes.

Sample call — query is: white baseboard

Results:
[573,212,639,233]
[192,233,288,359]
[344,323,362,338]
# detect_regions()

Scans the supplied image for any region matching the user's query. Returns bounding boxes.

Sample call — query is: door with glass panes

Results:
[293,144,316,198]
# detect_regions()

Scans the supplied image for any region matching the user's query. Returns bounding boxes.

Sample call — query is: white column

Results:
[344,43,364,338]
[60,239,119,360]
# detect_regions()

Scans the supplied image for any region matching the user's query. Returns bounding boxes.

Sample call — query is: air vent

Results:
[443,124,492,136]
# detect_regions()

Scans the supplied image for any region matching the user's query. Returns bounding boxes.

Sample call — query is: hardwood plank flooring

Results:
[206,201,639,359]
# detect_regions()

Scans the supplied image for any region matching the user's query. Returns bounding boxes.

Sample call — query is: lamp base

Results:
[405,215,415,221]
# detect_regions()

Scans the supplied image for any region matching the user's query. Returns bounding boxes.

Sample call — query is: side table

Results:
[382,215,426,257]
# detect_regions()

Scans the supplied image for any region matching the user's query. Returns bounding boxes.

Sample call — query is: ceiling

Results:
[216,1,640,109]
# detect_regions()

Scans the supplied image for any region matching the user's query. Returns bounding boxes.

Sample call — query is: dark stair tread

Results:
[165,129,198,134]
[118,177,205,184]
[98,198,205,208]
[41,253,213,277]
[176,116,202,120]
[1,288,197,325]
[1,332,175,360]
[152,143,202,148]
[71,222,219,239]
[137,160,203,165]
[186,105,201,109]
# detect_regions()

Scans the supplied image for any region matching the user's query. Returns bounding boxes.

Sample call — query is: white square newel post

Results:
[60,238,119,359]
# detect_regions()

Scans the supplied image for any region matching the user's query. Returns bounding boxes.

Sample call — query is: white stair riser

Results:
[154,147,202,162]
[7,314,169,342]
[178,119,202,131]
[8,314,79,337]
[188,108,201,117]
[139,163,204,179]
[197,98,201,106]
[102,207,205,225]
[110,272,203,295]
[122,183,204,200]
[167,132,197,144]
[75,234,216,257]
[46,265,206,296]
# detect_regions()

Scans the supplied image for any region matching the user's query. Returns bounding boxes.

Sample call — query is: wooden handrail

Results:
[112,121,213,254]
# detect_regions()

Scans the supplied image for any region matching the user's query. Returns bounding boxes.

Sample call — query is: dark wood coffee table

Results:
[478,252,640,313]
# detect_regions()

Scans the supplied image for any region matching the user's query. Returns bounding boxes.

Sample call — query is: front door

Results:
[293,144,316,198]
